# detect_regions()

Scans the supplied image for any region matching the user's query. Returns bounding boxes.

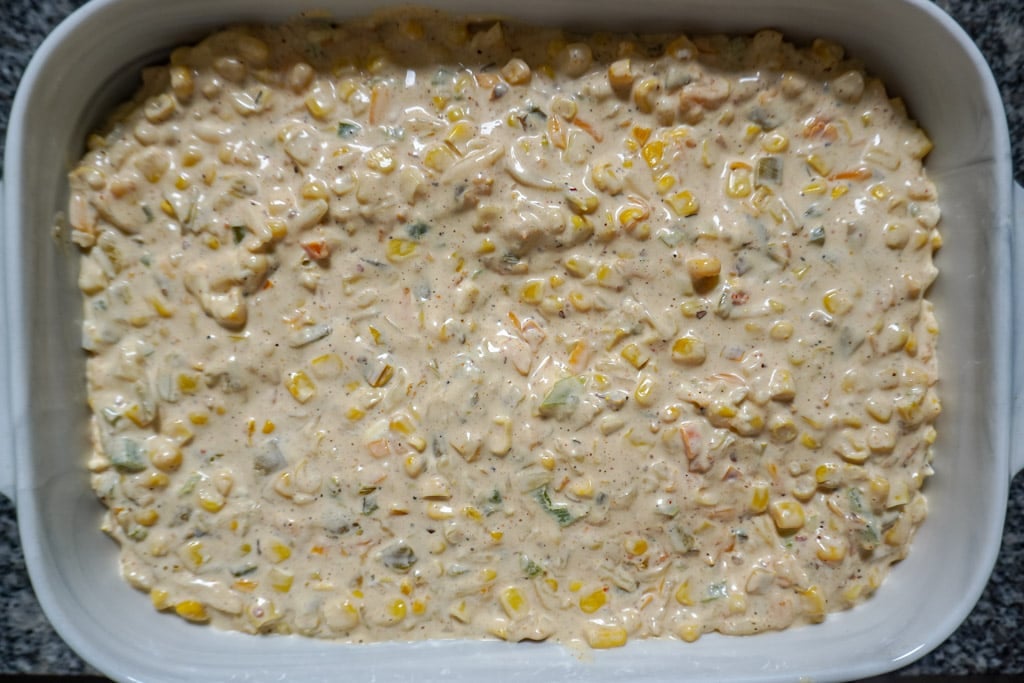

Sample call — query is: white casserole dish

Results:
[2,0,1022,680]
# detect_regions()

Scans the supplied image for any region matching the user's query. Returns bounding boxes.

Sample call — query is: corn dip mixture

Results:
[69,9,941,648]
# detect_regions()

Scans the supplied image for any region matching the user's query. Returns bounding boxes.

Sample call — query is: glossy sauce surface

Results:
[71,10,941,648]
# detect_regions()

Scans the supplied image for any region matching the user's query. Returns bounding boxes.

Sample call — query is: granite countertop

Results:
[0,0,1021,679]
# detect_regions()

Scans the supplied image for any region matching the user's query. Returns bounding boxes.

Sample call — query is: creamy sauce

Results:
[70,10,941,648]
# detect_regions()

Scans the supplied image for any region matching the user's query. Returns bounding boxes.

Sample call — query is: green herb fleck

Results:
[231,564,258,577]
[141,205,154,222]
[538,376,585,420]
[178,473,200,497]
[337,121,361,137]
[362,495,379,515]
[534,487,575,527]
[231,225,246,244]
[110,438,146,473]
[521,555,544,578]
[702,582,728,602]
[406,222,430,240]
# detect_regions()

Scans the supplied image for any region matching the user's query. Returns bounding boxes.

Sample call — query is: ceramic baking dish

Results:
[2,0,1021,680]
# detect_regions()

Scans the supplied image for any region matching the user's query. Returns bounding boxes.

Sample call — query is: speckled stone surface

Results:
[0,0,1021,678]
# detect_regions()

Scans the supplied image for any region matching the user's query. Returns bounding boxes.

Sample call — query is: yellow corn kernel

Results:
[585,624,628,649]
[750,483,769,513]
[305,94,335,120]
[346,407,365,421]
[815,462,842,488]
[446,121,475,153]
[831,184,849,199]
[309,353,344,379]
[620,342,650,369]
[671,334,706,365]
[674,579,694,606]
[387,598,408,622]
[500,58,532,85]
[802,180,827,195]
[568,291,591,312]
[666,190,700,217]
[368,364,394,388]
[198,489,225,513]
[800,585,826,622]
[617,205,649,231]
[869,182,891,200]
[816,539,847,562]
[285,370,316,404]
[182,540,206,568]
[579,588,607,613]
[711,401,737,420]
[678,622,702,642]
[654,175,677,196]
[268,567,294,593]
[404,454,425,478]
[806,153,832,176]
[520,279,545,305]
[539,451,557,471]
[625,537,648,556]
[634,376,657,407]
[800,432,821,449]
[301,180,329,200]
[642,140,666,169]
[427,502,454,520]
[608,59,634,90]
[685,254,721,282]
[269,542,292,563]
[386,238,417,262]
[564,255,592,278]
[423,143,456,173]
[150,587,171,610]
[762,133,789,153]
[175,600,209,623]
[822,289,852,315]
[726,166,752,198]
[769,500,806,530]
[135,508,159,527]
[499,586,528,617]
[568,478,593,498]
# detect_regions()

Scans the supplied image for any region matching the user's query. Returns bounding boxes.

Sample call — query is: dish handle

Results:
[0,180,13,502]
[1013,181,1024,480]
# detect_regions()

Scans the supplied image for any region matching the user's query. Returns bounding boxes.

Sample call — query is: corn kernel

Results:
[678,622,702,642]
[685,254,721,282]
[150,587,171,610]
[750,484,769,513]
[620,343,650,369]
[806,153,832,176]
[762,133,789,153]
[175,600,209,622]
[520,279,545,305]
[769,500,806,530]
[269,541,292,563]
[585,624,628,649]
[285,370,316,403]
[270,567,294,593]
[666,190,700,217]
[634,376,657,407]
[499,586,528,617]
[579,588,607,613]
[608,59,634,90]
[800,585,826,622]
[642,140,666,169]
[726,166,752,198]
